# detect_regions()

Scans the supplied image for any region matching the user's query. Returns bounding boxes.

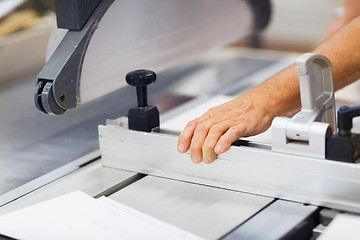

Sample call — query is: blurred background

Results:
[259,0,343,51]
[0,0,55,83]
[0,0,344,84]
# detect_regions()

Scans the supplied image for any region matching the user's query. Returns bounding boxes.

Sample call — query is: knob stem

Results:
[137,86,147,107]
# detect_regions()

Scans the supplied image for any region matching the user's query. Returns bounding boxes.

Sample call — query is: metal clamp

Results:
[272,53,336,158]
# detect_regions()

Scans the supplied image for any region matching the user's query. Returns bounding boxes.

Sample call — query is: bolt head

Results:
[126,70,156,87]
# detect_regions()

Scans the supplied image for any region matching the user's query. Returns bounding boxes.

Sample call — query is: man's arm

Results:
[177,16,360,164]
[323,0,360,39]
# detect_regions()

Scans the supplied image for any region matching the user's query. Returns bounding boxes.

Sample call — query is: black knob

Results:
[125,70,159,132]
[338,105,360,136]
[326,105,360,163]
[126,70,156,108]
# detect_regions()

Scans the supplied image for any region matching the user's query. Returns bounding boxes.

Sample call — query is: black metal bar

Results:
[221,200,320,240]
[93,173,147,198]
[55,0,102,30]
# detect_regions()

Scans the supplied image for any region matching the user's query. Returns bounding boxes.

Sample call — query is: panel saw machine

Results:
[5,0,360,239]
[97,55,360,239]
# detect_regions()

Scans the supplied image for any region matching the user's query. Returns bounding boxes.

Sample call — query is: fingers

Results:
[177,94,273,165]
[177,119,198,153]
[177,112,250,165]
[189,119,217,163]
[177,111,213,153]
[215,125,246,154]
[202,121,230,163]
[178,117,234,164]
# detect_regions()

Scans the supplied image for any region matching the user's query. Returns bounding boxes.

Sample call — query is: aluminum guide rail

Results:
[99,124,360,214]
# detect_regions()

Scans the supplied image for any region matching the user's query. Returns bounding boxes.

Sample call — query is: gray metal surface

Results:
[0,160,135,215]
[0,49,286,204]
[0,150,100,207]
[109,176,274,240]
[77,0,255,105]
[0,76,128,196]
[0,73,161,197]
[222,200,319,240]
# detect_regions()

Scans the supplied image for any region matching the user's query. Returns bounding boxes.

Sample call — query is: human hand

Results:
[177,93,275,164]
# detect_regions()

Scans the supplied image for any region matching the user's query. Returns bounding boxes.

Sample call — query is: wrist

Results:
[246,65,301,119]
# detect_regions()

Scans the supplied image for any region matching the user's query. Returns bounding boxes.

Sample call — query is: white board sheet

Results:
[0,191,204,240]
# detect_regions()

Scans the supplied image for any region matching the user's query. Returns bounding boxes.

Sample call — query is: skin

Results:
[177,4,360,164]
[323,0,360,39]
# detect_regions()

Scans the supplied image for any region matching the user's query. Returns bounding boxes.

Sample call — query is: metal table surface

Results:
[0,158,275,240]
[0,74,135,196]
[0,159,135,215]
[109,176,274,240]
[0,48,292,203]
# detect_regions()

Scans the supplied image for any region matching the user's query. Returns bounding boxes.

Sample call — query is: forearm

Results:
[244,65,300,118]
[314,16,360,90]
[247,16,360,119]
[323,0,360,39]
[178,14,360,164]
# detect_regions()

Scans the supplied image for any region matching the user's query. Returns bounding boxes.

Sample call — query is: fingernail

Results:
[203,158,210,164]
[215,145,222,153]
[191,156,199,163]
[178,144,185,153]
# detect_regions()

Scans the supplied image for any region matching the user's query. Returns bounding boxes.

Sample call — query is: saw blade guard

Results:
[34,0,271,115]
